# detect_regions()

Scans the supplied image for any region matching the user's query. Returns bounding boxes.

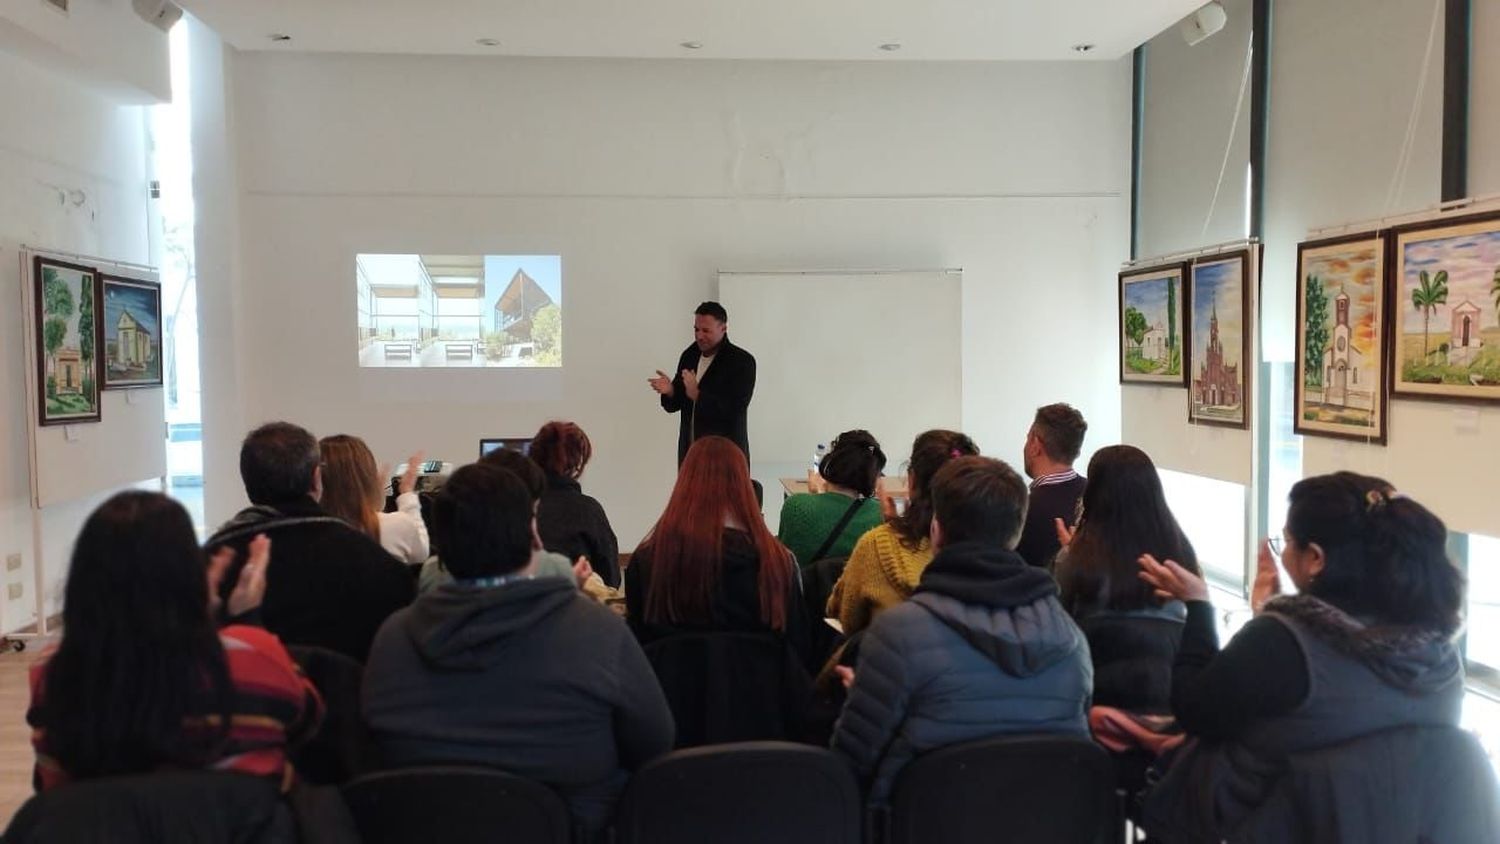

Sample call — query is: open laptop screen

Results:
[479,438,533,459]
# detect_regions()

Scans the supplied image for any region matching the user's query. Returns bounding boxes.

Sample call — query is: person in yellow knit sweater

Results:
[826,429,980,637]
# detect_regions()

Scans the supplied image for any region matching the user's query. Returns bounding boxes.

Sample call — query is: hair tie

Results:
[1365,488,1389,512]
[949,448,962,458]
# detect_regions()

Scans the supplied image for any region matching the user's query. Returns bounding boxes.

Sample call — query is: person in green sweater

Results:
[777,430,887,567]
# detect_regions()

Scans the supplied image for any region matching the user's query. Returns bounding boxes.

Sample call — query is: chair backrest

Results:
[803,556,848,615]
[341,766,570,844]
[888,733,1118,844]
[642,632,811,747]
[2,771,295,844]
[287,644,379,784]
[615,741,861,844]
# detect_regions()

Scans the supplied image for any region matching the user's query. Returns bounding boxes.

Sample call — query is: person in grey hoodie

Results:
[830,455,1093,803]
[362,462,674,835]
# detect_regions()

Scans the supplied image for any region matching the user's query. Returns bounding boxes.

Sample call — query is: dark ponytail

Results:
[1286,472,1462,633]
[891,429,980,550]
[817,429,887,497]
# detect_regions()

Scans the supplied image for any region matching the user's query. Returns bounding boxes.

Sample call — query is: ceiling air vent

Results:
[42,0,69,14]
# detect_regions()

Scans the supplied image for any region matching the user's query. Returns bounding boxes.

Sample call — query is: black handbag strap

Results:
[808,496,866,564]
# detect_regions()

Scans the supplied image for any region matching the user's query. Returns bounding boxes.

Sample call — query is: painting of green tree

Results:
[1295,237,1385,442]
[1119,265,1185,385]
[1393,218,1500,401]
[34,258,101,424]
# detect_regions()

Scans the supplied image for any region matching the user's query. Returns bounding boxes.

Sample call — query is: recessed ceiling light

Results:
[268,33,292,42]
[1072,43,1096,53]
[475,38,500,47]
[680,41,703,50]
[878,43,902,52]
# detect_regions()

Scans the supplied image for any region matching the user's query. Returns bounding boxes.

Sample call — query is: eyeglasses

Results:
[1268,536,1285,557]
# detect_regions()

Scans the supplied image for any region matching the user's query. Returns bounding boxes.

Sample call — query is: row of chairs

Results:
[343,736,1119,844]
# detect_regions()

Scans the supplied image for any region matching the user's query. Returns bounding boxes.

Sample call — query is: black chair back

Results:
[341,766,570,844]
[642,632,812,747]
[2,771,295,844]
[888,734,1118,844]
[615,741,860,844]
[287,645,379,784]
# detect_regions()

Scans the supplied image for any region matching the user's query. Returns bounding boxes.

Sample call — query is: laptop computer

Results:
[479,437,533,459]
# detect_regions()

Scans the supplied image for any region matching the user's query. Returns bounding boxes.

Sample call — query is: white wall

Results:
[0,48,153,632]
[210,52,1132,545]
[1473,0,1500,198]
[0,0,170,102]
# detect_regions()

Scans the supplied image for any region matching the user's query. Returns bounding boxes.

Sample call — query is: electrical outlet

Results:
[5,553,20,572]
[6,584,21,601]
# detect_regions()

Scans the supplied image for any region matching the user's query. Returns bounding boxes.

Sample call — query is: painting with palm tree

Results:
[1294,234,1387,443]
[1393,213,1500,401]
[1119,262,1189,385]
[32,256,102,425]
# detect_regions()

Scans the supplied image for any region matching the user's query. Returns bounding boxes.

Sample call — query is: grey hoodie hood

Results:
[405,576,578,671]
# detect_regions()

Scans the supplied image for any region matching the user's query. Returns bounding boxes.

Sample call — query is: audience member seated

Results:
[777,429,886,567]
[824,429,977,638]
[1015,403,1088,568]
[830,456,1092,803]
[1054,445,1198,713]
[531,421,622,587]
[1137,472,1466,841]
[318,434,430,564]
[626,435,810,662]
[418,448,593,594]
[363,463,673,836]
[206,422,415,662]
[28,492,323,792]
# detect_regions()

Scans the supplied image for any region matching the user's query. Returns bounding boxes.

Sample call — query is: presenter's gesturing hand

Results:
[648,370,675,397]
[680,369,700,401]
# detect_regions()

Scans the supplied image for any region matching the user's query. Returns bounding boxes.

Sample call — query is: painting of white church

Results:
[102,276,163,388]
[1393,216,1500,402]
[1295,235,1386,443]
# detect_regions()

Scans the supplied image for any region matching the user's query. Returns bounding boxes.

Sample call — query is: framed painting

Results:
[101,275,164,389]
[1294,233,1388,443]
[33,256,102,426]
[1119,261,1190,385]
[1390,210,1500,403]
[1187,250,1251,429]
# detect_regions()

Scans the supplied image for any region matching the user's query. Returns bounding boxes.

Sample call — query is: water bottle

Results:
[811,443,827,473]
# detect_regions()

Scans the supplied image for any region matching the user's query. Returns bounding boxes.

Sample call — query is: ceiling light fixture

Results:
[878,43,902,52]
[475,37,500,47]
[268,33,292,42]
[1072,43,1096,53]
[680,41,703,50]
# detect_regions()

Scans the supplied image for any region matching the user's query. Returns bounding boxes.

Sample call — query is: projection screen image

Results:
[357,254,562,368]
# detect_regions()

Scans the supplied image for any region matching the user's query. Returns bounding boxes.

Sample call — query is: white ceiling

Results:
[176,0,1203,62]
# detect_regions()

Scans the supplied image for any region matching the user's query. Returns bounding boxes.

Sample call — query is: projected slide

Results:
[357,254,561,368]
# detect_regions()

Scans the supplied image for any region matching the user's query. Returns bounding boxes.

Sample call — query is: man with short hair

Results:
[1016,403,1089,568]
[831,455,1092,802]
[207,422,414,661]
[363,463,674,835]
[648,301,757,465]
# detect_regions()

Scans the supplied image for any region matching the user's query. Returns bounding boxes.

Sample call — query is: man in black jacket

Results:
[364,463,673,834]
[206,422,414,662]
[648,301,756,465]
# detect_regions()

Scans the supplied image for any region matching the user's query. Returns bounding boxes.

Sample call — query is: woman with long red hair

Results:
[626,436,808,660]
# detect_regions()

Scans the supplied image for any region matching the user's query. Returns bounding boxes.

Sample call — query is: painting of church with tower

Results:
[1189,252,1250,428]
[1295,235,1387,443]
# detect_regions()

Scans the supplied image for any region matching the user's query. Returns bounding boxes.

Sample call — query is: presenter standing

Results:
[648,301,757,465]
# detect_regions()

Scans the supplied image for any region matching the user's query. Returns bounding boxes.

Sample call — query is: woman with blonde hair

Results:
[318,434,429,564]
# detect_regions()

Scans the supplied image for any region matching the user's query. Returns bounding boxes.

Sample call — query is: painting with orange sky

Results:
[1295,234,1387,443]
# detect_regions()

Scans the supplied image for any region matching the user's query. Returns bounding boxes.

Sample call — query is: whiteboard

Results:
[19,247,167,508]
[719,269,962,473]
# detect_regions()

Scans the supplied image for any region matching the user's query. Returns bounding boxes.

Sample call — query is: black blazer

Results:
[660,337,756,464]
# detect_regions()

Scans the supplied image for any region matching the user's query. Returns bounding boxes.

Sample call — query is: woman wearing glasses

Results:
[1136,472,1467,841]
